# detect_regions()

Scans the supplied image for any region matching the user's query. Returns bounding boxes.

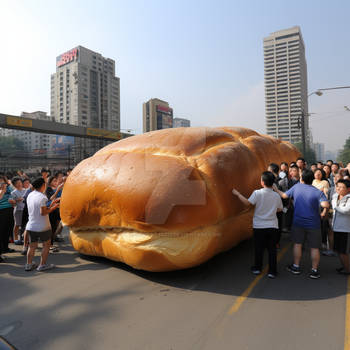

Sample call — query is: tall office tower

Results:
[50,46,120,158]
[263,26,309,143]
[173,117,191,128]
[143,98,173,132]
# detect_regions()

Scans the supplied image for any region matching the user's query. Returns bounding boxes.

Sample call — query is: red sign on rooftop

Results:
[156,105,173,115]
[56,48,79,67]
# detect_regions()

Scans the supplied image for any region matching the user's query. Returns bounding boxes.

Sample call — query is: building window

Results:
[276,33,299,41]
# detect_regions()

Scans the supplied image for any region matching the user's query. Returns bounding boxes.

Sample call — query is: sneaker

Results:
[49,246,60,253]
[267,273,276,279]
[14,239,23,246]
[286,264,301,275]
[25,262,38,271]
[0,255,5,263]
[309,269,320,279]
[36,263,55,272]
[251,266,261,275]
[336,266,345,273]
[322,249,337,257]
[21,247,28,256]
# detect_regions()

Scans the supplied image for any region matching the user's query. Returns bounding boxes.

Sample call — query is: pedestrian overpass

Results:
[0,113,133,141]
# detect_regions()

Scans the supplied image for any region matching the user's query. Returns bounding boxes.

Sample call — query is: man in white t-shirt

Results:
[232,171,283,278]
[25,177,60,272]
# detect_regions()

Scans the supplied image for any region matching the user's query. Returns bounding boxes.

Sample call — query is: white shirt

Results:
[10,189,27,211]
[248,188,283,229]
[26,191,51,232]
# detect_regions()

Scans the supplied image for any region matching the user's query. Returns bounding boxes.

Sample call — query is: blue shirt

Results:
[286,183,328,229]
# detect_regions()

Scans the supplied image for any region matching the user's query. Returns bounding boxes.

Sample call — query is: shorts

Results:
[27,229,52,243]
[334,232,350,254]
[291,226,322,249]
[14,210,24,226]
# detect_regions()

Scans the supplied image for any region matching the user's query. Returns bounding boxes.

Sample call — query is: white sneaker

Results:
[322,250,337,257]
[36,263,55,272]
[25,262,38,271]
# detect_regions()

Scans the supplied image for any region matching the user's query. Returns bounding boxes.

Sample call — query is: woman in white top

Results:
[312,169,330,197]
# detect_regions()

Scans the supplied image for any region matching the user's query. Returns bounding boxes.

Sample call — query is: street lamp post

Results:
[299,109,307,156]
[299,86,350,156]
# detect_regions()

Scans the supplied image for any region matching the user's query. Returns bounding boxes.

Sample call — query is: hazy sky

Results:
[1,0,350,151]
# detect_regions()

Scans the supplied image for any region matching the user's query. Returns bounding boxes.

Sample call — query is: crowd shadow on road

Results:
[78,235,349,302]
[2,233,348,302]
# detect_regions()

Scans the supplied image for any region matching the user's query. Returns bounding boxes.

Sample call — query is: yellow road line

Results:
[345,276,350,350]
[228,242,292,315]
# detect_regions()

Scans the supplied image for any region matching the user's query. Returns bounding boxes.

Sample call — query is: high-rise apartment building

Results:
[263,26,309,143]
[173,117,191,128]
[143,98,173,132]
[50,46,120,158]
[51,46,120,130]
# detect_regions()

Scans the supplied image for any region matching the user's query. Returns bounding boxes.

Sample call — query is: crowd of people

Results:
[1,159,350,278]
[233,158,350,279]
[0,168,72,271]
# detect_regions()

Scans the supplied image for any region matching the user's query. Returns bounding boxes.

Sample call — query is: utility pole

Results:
[301,110,306,156]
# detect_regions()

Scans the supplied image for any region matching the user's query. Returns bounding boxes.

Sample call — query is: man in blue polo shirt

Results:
[274,169,329,279]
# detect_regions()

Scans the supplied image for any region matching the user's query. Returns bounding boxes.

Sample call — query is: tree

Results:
[293,142,316,164]
[337,136,350,166]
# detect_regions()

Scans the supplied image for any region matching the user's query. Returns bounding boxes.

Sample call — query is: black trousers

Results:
[321,218,329,246]
[20,204,28,235]
[49,208,60,243]
[253,228,279,274]
[277,211,283,244]
[0,207,14,254]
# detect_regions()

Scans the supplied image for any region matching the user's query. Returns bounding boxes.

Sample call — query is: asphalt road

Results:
[1,227,349,350]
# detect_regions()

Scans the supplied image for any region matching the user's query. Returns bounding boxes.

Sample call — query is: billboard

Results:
[86,128,121,140]
[156,105,173,115]
[56,48,79,67]
[52,136,74,155]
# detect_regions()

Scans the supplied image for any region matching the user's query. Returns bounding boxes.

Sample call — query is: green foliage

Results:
[293,142,316,164]
[0,136,25,153]
[337,136,350,165]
